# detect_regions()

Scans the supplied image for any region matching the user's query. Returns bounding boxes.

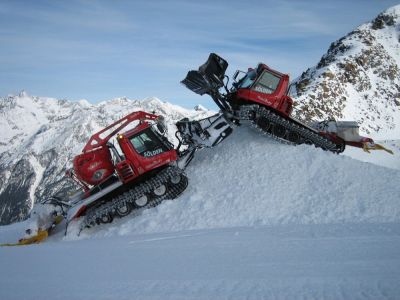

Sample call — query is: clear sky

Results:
[0,0,399,109]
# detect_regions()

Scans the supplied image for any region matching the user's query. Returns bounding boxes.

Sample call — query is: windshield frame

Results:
[235,69,257,90]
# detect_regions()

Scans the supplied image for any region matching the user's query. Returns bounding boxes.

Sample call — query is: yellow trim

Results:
[0,230,49,247]
[363,143,394,155]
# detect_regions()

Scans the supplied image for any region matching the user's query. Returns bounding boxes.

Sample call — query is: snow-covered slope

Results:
[65,127,399,240]
[1,224,399,300]
[0,126,398,242]
[0,92,210,225]
[291,5,400,139]
[1,127,400,300]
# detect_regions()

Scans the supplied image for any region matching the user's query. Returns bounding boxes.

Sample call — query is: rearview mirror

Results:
[233,70,240,82]
[156,116,167,134]
[157,123,166,134]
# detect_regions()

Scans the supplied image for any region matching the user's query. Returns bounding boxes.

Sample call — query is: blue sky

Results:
[0,0,399,109]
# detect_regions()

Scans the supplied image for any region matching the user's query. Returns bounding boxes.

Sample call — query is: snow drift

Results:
[76,126,400,240]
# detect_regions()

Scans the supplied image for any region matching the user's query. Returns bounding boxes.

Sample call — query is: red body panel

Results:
[73,147,115,186]
[345,137,373,148]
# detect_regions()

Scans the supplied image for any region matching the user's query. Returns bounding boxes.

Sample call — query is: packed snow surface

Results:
[1,224,400,300]
[1,126,400,299]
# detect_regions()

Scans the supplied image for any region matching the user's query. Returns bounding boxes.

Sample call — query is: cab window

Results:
[129,128,167,157]
[252,71,281,94]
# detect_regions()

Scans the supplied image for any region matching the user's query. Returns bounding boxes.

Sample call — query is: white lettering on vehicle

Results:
[257,95,272,105]
[88,161,101,170]
[143,148,163,157]
[254,86,271,94]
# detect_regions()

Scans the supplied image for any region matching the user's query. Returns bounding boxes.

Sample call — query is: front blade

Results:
[181,70,211,95]
[181,53,229,96]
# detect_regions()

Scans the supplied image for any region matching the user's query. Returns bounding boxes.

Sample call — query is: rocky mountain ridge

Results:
[291,5,400,139]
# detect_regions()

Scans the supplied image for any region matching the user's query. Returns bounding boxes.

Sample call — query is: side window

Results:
[252,71,281,94]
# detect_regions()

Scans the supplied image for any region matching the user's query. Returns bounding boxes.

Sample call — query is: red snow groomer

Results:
[15,110,232,245]
[182,53,393,154]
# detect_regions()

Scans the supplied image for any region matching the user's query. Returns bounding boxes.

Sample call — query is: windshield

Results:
[129,128,168,158]
[252,70,281,94]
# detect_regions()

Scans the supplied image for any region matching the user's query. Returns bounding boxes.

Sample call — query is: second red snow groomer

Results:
[181,53,392,154]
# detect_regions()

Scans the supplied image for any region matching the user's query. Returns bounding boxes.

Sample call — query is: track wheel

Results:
[134,194,149,207]
[99,213,113,224]
[303,139,313,145]
[256,117,271,132]
[335,143,346,154]
[272,124,286,138]
[170,174,182,185]
[153,184,167,197]
[287,131,301,143]
[115,202,132,217]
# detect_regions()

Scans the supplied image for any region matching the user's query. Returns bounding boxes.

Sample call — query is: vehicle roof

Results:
[122,122,151,137]
[257,63,287,78]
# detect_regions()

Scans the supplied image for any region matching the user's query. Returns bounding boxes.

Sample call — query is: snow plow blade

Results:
[0,230,49,247]
[181,53,228,96]
[363,143,394,154]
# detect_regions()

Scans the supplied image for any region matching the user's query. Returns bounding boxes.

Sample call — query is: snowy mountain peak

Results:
[142,96,163,105]
[372,4,400,29]
[18,90,29,98]
[77,99,92,107]
[292,5,400,139]
[194,104,208,112]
